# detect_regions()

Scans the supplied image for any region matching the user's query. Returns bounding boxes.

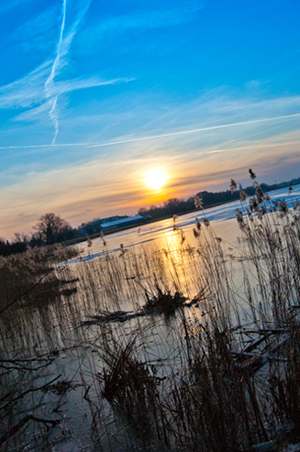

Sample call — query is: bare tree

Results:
[33,213,71,244]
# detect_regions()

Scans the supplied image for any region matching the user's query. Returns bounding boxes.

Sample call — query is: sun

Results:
[145,169,167,190]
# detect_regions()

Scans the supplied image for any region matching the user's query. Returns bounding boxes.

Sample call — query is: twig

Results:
[0,374,62,408]
[0,413,60,445]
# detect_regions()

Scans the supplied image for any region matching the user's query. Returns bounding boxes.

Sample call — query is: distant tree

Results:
[0,238,9,256]
[163,198,181,215]
[0,234,28,256]
[137,197,196,220]
[138,208,147,217]
[33,213,73,245]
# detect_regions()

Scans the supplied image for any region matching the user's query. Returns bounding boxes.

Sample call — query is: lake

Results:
[1,184,300,452]
[72,183,300,262]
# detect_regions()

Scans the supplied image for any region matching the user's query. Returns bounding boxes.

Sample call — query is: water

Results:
[70,183,300,262]
[1,184,299,451]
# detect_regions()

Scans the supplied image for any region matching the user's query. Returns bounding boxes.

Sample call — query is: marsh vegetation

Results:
[1,175,300,451]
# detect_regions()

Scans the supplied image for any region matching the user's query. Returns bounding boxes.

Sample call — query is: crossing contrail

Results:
[45,0,67,145]
[1,112,300,150]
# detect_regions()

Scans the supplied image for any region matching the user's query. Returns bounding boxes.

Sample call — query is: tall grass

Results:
[1,174,300,451]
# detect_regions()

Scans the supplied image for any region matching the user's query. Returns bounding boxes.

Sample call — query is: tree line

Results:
[0,213,79,256]
[138,197,196,219]
[0,213,131,256]
[138,177,299,219]
[2,175,299,256]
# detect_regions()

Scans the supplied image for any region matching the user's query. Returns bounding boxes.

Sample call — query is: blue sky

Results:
[1,0,300,238]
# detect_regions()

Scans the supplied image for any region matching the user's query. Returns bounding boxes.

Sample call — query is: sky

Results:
[1,0,300,239]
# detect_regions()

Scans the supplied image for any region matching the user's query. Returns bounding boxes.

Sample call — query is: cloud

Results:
[86,113,300,150]
[1,89,300,207]
[109,2,203,31]
[9,4,59,54]
[1,128,300,236]
[53,77,135,95]
[0,0,202,145]
[0,61,53,109]
[2,92,300,151]
[0,155,145,236]
[0,0,34,16]
[0,70,132,111]
[12,100,56,123]
[78,1,203,54]
[1,113,300,239]
[0,0,134,143]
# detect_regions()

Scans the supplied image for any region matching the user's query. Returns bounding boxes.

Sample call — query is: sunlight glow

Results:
[145,169,167,190]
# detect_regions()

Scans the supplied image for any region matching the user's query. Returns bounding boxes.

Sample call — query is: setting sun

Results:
[145,169,167,190]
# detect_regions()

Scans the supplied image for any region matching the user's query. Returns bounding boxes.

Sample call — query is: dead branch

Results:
[0,413,60,445]
[0,374,62,410]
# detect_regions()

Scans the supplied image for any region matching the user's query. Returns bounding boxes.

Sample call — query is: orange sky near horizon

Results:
[1,125,300,240]
[1,1,300,241]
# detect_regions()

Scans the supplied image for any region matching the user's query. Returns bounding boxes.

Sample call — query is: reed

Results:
[1,173,300,451]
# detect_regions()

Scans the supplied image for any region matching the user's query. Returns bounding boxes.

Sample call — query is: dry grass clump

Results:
[272,320,300,432]
[166,329,259,451]
[98,338,160,442]
[0,244,78,313]
[142,284,187,315]
[141,284,206,317]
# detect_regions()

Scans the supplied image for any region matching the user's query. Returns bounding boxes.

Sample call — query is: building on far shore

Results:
[79,215,145,236]
[100,215,144,230]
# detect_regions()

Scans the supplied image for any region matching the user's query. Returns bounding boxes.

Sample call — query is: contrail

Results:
[49,97,59,145]
[45,0,67,145]
[45,0,67,91]
[88,113,300,148]
[1,112,300,150]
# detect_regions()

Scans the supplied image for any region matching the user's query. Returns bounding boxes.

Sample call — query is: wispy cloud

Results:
[9,4,59,54]
[87,113,300,149]
[0,0,133,140]
[0,68,132,112]
[1,89,300,237]
[0,0,34,16]
[0,61,52,109]
[12,100,56,123]
[78,1,203,54]
[1,125,300,238]
[0,0,134,143]
[1,110,299,150]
